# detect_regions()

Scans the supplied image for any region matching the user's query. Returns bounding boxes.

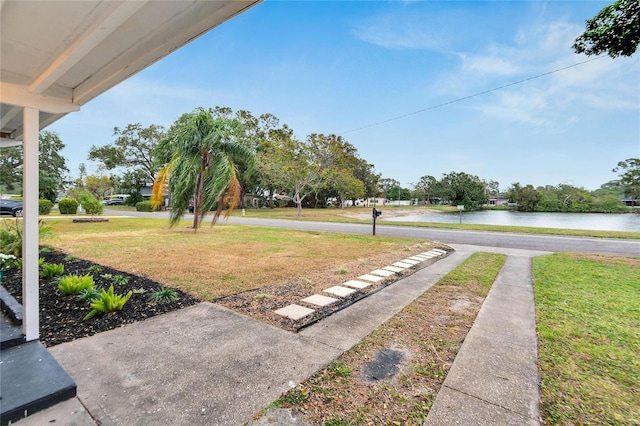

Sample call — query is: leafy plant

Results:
[133,287,147,294]
[13,257,44,270]
[135,201,157,212]
[148,287,178,303]
[336,266,348,275]
[100,273,113,280]
[76,287,102,302]
[58,198,78,215]
[78,191,103,216]
[41,262,64,278]
[87,265,103,273]
[39,246,52,254]
[83,285,133,320]
[0,218,53,258]
[111,274,130,285]
[64,254,79,262]
[58,274,95,295]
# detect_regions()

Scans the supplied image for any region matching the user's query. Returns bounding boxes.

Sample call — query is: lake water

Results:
[384,210,640,232]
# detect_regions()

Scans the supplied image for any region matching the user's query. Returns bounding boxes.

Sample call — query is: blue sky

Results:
[49,0,639,191]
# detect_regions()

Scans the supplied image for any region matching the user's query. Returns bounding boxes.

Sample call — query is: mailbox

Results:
[373,208,382,218]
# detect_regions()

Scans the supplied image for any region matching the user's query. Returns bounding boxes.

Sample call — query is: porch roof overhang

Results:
[0,0,261,342]
[0,0,261,144]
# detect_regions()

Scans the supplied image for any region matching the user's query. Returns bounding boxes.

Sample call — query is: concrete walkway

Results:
[14,245,545,426]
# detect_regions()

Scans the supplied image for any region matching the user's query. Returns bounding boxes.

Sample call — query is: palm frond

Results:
[150,165,171,210]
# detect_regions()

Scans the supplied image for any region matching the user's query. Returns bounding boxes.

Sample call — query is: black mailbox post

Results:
[372,207,382,235]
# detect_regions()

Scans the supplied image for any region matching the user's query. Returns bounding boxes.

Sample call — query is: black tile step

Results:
[0,314,24,350]
[0,341,76,426]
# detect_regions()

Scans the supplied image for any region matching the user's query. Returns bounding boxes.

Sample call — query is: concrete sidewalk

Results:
[14,246,544,425]
[425,245,545,425]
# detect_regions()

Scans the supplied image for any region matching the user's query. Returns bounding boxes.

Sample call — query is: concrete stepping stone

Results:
[408,256,426,262]
[392,261,413,268]
[421,252,440,257]
[401,259,420,265]
[274,304,315,320]
[324,286,357,297]
[342,280,372,289]
[383,265,405,272]
[301,294,338,307]
[431,248,447,254]
[358,274,384,283]
[370,269,395,277]
[412,254,430,259]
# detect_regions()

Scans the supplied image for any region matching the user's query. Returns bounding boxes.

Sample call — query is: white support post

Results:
[22,107,40,341]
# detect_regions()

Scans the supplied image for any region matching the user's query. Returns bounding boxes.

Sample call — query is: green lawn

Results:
[533,253,640,424]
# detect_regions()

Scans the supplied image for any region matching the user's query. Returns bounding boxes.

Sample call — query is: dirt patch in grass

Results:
[261,252,507,425]
[215,243,452,331]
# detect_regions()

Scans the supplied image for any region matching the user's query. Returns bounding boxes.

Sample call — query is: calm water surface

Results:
[384,210,640,232]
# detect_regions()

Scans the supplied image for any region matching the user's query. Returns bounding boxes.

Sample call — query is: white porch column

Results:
[22,107,40,341]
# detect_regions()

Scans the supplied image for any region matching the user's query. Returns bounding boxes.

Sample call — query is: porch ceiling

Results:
[0,0,260,143]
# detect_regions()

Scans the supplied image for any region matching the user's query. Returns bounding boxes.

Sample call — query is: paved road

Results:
[104,210,639,257]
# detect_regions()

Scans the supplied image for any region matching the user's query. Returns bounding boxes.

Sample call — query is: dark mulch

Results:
[1,248,200,347]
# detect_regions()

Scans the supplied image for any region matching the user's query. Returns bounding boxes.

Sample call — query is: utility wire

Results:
[341,56,605,134]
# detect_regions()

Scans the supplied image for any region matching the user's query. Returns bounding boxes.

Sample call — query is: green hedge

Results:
[135,201,156,212]
[58,198,78,215]
[38,199,53,215]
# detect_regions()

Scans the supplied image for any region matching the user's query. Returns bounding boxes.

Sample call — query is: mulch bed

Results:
[1,248,199,347]
[1,244,453,347]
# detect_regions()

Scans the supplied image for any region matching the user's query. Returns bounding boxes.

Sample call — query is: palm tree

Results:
[151,108,255,230]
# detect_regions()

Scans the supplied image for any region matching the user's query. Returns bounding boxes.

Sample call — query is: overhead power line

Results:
[341,56,605,134]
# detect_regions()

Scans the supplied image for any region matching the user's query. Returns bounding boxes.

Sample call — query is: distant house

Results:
[486,197,510,207]
[621,197,638,207]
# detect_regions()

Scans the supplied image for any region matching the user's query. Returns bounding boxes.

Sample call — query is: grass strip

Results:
[533,253,640,425]
[263,252,506,425]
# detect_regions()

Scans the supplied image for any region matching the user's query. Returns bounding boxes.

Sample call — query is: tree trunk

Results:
[193,172,204,230]
[268,187,275,208]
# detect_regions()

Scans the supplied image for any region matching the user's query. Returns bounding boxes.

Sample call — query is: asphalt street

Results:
[105,209,639,257]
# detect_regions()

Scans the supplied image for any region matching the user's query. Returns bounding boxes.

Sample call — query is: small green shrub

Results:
[135,201,156,212]
[83,285,132,320]
[58,198,78,214]
[39,199,53,215]
[39,247,53,254]
[148,287,178,303]
[78,192,103,215]
[65,254,79,262]
[87,265,103,273]
[58,274,95,295]
[76,287,102,302]
[41,262,64,278]
[112,274,130,285]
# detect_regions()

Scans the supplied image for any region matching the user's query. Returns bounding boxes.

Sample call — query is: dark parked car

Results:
[0,199,23,217]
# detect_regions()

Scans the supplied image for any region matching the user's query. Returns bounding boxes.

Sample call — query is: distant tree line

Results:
[1,107,636,222]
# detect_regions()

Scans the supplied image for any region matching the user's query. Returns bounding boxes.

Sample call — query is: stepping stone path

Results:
[273,248,449,321]
[324,286,357,297]
[301,294,338,307]
[342,280,372,289]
